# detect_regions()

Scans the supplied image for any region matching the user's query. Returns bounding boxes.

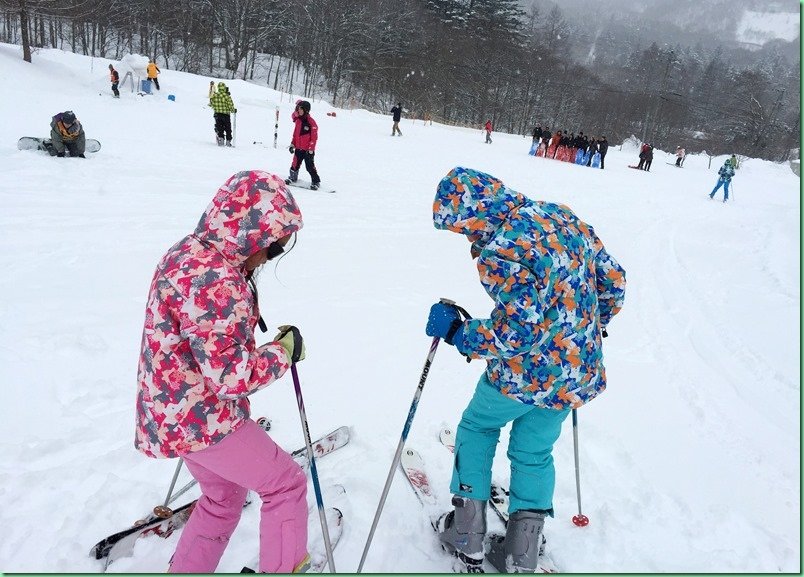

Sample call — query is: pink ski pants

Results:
[168,419,308,573]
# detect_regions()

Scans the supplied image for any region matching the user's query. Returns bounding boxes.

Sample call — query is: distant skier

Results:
[675,146,686,167]
[135,170,310,573]
[286,100,321,190]
[209,82,236,146]
[484,120,493,144]
[644,144,654,171]
[208,80,216,99]
[598,136,609,169]
[147,59,161,90]
[730,154,739,169]
[391,102,403,136]
[635,142,649,169]
[709,158,735,202]
[48,110,86,158]
[108,64,120,98]
[427,166,626,573]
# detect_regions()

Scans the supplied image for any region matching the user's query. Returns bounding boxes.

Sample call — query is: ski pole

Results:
[358,299,458,572]
[290,358,336,572]
[233,111,237,147]
[571,409,589,527]
[152,459,184,518]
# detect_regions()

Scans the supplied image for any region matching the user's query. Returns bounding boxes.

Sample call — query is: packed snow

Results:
[0,42,799,573]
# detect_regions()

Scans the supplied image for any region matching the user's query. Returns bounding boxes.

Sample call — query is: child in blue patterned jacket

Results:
[709,158,736,202]
[425,166,626,573]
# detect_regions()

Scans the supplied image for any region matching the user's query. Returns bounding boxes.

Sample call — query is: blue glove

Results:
[425,302,465,346]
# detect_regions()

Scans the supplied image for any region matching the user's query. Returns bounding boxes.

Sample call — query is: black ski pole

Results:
[357,298,457,572]
[571,409,589,527]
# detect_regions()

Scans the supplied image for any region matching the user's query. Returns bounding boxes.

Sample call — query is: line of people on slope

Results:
[530,125,609,169]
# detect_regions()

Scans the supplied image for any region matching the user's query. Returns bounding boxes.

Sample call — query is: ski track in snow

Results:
[0,43,799,573]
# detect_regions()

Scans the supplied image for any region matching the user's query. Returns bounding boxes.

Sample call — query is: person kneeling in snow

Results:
[135,171,312,573]
[49,111,86,158]
[427,167,626,573]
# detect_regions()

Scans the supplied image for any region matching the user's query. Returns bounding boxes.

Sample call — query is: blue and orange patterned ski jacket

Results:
[433,167,626,409]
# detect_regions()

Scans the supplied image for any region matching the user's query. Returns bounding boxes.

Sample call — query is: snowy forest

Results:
[0,0,800,160]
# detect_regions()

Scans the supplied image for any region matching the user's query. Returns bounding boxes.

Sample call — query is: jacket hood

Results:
[432,166,526,245]
[194,170,303,266]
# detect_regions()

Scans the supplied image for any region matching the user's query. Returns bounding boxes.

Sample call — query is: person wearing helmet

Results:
[209,82,237,146]
[286,100,321,190]
[48,111,86,158]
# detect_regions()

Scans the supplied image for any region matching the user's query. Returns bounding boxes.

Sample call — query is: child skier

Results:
[286,100,321,190]
[426,166,626,573]
[709,158,735,202]
[135,170,310,573]
[209,82,236,146]
[484,120,493,144]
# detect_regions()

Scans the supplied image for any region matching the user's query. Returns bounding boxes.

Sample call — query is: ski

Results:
[242,487,346,573]
[285,181,336,194]
[90,425,350,567]
[400,447,484,572]
[438,427,558,573]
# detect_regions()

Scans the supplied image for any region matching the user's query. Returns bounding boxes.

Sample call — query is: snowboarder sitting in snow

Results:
[426,166,626,573]
[209,82,236,146]
[709,158,735,202]
[48,110,86,158]
[135,170,311,573]
[286,100,321,190]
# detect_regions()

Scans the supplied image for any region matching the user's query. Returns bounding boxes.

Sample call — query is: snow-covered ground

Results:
[0,43,799,573]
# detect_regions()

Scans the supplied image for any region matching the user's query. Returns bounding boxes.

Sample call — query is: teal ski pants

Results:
[450,375,570,515]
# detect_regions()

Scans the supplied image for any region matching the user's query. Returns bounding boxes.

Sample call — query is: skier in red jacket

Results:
[286,100,321,190]
[484,120,493,144]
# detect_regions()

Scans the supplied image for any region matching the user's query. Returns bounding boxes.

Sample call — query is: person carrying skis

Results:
[108,63,120,98]
[147,59,161,90]
[209,82,236,146]
[286,100,321,190]
[484,120,493,144]
[426,166,626,573]
[135,170,311,573]
[709,158,735,202]
[48,110,86,157]
[391,102,403,136]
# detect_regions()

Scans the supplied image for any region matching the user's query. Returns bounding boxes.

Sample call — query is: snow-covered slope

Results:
[0,43,799,573]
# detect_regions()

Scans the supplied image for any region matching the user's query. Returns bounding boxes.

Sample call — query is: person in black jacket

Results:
[598,136,609,169]
[532,124,542,144]
[391,103,403,136]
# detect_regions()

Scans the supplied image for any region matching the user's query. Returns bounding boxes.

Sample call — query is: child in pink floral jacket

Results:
[135,170,310,573]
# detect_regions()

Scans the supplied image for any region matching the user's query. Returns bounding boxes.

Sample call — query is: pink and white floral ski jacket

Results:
[135,171,303,458]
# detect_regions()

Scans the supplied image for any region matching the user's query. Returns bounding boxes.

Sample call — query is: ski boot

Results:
[216,136,224,146]
[309,182,320,191]
[437,496,487,573]
[226,140,233,147]
[284,169,299,185]
[486,510,545,573]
